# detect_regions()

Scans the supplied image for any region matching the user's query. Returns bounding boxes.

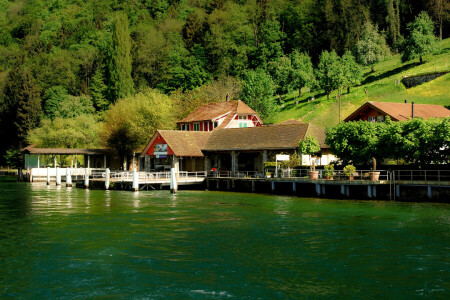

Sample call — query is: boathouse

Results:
[140,130,211,172]
[177,100,262,131]
[344,101,450,122]
[202,122,334,175]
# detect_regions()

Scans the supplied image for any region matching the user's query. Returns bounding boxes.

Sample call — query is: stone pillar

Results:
[133,168,139,192]
[105,168,110,190]
[367,185,372,198]
[56,167,61,186]
[66,168,72,187]
[47,167,51,185]
[231,151,237,176]
[84,168,89,189]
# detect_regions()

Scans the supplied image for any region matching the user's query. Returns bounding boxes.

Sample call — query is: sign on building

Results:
[276,154,290,161]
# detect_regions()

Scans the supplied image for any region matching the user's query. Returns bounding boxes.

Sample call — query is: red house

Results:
[177,100,262,131]
[344,101,450,122]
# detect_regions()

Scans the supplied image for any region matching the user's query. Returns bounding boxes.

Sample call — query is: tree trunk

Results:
[347,86,350,94]
[327,93,330,100]
[371,65,375,73]
[299,87,302,97]
[440,17,443,40]
[420,56,423,64]
[278,94,282,104]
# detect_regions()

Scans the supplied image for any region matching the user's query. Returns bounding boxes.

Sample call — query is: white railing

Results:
[89,171,207,181]
[392,170,450,183]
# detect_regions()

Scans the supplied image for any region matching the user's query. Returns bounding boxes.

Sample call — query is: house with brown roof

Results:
[177,100,262,131]
[344,101,450,122]
[141,130,211,172]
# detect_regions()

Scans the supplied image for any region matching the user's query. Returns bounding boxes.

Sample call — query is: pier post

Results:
[232,180,235,189]
[396,185,400,198]
[227,180,230,190]
[216,180,220,190]
[340,185,345,195]
[170,168,177,193]
[56,167,61,186]
[271,181,275,192]
[373,186,376,197]
[345,186,350,197]
[321,184,325,195]
[66,168,72,187]
[133,169,139,192]
[84,168,89,189]
[206,178,210,190]
[105,168,110,190]
[367,185,372,198]
[47,167,51,185]
[252,181,255,192]
[293,182,296,192]
[427,186,432,199]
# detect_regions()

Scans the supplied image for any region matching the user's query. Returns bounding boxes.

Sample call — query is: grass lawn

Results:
[266,38,450,129]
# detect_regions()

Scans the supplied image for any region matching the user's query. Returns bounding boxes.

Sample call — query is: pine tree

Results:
[90,67,109,111]
[107,12,134,102]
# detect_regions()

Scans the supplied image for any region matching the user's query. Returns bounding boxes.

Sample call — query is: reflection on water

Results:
[0,177,449,299]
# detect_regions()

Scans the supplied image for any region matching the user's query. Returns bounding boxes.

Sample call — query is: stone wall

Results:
[402,71,448,88]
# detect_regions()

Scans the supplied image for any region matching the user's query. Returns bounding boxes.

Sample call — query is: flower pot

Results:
[325,176,333,180]
[309,171,319,180]
[348,175,354,181]
[370,171,380,181]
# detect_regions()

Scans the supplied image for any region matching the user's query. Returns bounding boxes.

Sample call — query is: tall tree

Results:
[1,63,41,149]
[107,12,134,102]
[241,69,275,119]
[90,66,109,111]
[290,51,315,98]
[402,11,437,64]
[355,21,391,72]
[268,56,293,103]
[386,0,401,48]
[315,50,340,100]
[341,51,362,94]
[428,0,449,40]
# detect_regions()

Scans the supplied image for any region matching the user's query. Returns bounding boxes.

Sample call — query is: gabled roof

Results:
[22,146,114,155]
[202,123,328,152]
[177,100,257,123]
[141,130,212,157]
[344,101,450,121]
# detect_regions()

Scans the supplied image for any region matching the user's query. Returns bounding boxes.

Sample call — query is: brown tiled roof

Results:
[178,100,257,123]
[202,123,328,151]
[22,146,114,155]
[159,130,212,157]
[345,101,450,121]
[273,119,304,125]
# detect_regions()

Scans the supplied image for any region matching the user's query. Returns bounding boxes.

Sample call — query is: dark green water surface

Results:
[0,177,449,299]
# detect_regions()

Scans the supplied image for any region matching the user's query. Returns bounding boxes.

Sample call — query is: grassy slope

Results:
[266,38,450,128]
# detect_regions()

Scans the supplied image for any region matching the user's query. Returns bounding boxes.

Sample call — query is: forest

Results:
[0,0,448,166]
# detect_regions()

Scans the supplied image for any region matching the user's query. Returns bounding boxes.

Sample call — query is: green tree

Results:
[341,51,361,94]
[90,66,109,111]
[1,64,41,149]
[107,11,134,102]
[44,86,95,120]
[315,50,340,100]
[268,56,293,103]
[290,51,315,97]
[240,69,275,119]
[355,21,390,72]
[299,135,321,156]
[100,88,176,169]
[402,11,437,64]
[44,86,68,119]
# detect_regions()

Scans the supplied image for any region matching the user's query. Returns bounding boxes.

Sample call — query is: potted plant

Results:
[299,135,321,180]
[343,164,356,180]
[370,157,380,181]
[324,164,334,180]
[266,172,272,178]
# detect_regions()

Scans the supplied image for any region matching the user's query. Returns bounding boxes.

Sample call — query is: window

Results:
[180,124,185,131]
[186,124,190,131]
[377,116,384,122]
[214,122,218,128]
[194,123,200,131]
[368,116,376,122]
[238,115,247,120]
[204,122,208,131]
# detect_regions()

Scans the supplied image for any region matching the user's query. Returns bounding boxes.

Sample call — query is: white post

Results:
[132,168,139,192]
[84,168,89,189]
[427,186,432,199]
[37,155,40,168]
[87,155,90,169]
[66,168,72,187]
[56,167,61,186]
[275,159,278,178]
[340,185,345,195]
[367,185,372,198]
[47,167,51,185]
[105,168,110,190]
[170,167,177,193]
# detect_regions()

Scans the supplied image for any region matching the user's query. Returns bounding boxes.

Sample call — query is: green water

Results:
[0,177,449,299]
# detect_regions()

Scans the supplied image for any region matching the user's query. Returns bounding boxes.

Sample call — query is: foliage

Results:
[107,11,134,102]
[299,135,321,156]
[99,88,176,166]
[315,50,341,99]
[341,51,362,92]
[241,69,276,119]
[324,164,334,177]
[44,86,94,119]
[268,56,293,100]
[402,12,437,63]
[27,115,100,148]
[90,66,109,111]
[280,151,301,168]
[326,118,450,165]
[343,164,356,177]
[3,149,23,169]
[290,51,315,97]
[355,21,391,70]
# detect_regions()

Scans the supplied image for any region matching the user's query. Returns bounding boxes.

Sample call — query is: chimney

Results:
[404,99,408,103]
[226,92,229,102]
[411,102,414,118]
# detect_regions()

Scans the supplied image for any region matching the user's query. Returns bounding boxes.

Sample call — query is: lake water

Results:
[0,176,449,298]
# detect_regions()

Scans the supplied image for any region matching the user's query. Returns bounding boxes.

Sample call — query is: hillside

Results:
[267,38,450,128]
